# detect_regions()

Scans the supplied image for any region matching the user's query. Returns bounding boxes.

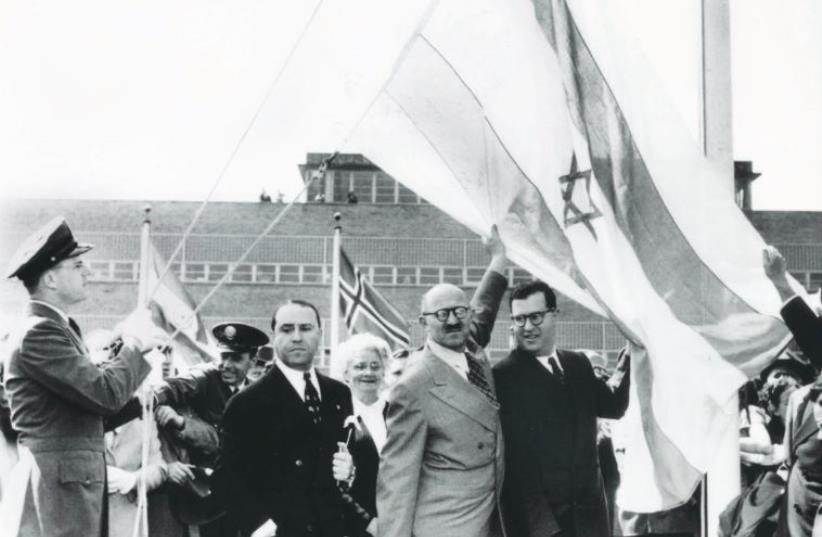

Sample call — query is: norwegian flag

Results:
[338,247,410,349]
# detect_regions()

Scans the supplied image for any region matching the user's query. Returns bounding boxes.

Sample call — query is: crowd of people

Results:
[0,217,820,537]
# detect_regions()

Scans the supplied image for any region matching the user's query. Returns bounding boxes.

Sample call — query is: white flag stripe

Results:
[345,0,790,511]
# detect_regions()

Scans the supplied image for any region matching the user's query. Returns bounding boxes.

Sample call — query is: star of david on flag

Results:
[560,153,601,238]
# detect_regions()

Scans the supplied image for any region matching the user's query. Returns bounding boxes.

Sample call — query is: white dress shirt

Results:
[353,396,388,453]
[427,339,469,381]
[536,350,564,376]
[276,359,321,401]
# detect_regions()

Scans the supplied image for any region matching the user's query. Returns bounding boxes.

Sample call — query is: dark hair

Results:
[270,299,322,331]
[509,280,557,310]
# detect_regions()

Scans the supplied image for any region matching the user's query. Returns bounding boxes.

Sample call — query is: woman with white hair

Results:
[333,333,391,537]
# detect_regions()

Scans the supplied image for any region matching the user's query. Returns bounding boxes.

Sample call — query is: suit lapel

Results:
[424,351,498,432]
[317,373,347,417]
[268,365,313,423]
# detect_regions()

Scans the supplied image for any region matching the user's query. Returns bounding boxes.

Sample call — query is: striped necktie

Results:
[303,372,322,425]
[465,353,499,409]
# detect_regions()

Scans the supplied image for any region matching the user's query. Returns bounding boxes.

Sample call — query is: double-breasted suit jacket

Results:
[377,269,508,537]
[493,348,629,537]
[220,364,354,537]
[1,301,151,537]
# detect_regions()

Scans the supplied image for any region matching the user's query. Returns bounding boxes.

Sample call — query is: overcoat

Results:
[0,301,150,537]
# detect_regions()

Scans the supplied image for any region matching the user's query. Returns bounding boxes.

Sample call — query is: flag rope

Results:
[154,158,333,349]
[145,0,329,305]
[153,0,442,348]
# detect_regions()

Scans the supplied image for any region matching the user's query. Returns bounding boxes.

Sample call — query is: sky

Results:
[0,0,819,211]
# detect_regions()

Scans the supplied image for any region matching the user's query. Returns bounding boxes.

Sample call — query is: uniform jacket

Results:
[1,301,151,537]
[155,365,235,465]
[220,364,354,537]
[493,348,630,537]
[377,269,507,537]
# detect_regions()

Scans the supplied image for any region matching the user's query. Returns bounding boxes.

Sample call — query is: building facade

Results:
[1,154,820,368]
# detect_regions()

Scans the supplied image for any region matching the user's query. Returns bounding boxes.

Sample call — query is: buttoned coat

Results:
[1,302,150,537]
[493,349,630,537]
[376,269,507,537]
[219,364,354,537]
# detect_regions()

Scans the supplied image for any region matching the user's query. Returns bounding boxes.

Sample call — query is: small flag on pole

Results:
[145,242,214,366]
[338,247,411,349]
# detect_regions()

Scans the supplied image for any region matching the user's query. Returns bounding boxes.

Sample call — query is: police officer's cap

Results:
[6,217,94,281]
[212,323,269,354]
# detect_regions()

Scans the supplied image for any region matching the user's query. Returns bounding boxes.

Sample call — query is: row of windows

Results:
[310,170,426,204]
[88,260,536,287]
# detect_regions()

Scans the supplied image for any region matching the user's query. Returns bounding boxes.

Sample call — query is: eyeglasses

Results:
[422,306,471,323]
[511,308,558,327]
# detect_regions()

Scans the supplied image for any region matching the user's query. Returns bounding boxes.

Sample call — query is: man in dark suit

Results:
[220,299,355,537]
[763,246,822,537]
[493,280,630,537]
[1,217,163,537]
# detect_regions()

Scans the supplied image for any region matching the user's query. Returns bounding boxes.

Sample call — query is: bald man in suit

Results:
[377,228,508,537]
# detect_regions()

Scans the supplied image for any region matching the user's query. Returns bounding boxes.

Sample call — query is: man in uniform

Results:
[152,322,268,535]
[154,322,269,469]
[1,216,163,537]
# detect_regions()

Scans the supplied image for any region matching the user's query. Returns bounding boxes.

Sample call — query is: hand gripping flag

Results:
[339,247,411,349]
[339,0,800,511]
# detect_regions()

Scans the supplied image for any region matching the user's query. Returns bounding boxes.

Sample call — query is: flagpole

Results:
[138,205,152,308]
[330,212,342,357]
[133,204,152,537]
[700,1,739,536]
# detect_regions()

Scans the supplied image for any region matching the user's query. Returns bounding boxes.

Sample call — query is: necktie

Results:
[548,356,565,384]
[303,372,322,425]
[465,353,499,408]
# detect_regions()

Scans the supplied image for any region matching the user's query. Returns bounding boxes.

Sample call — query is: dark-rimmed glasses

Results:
[511,308,558,327]
[422,306,470,322]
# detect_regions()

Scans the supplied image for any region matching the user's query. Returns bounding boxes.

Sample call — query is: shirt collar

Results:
[536,350,563,374]
[29,299,70,324]
[427,338,470,375]
[276,359,320,397]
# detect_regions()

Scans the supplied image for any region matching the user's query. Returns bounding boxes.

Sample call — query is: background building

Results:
[1,153,820,370]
